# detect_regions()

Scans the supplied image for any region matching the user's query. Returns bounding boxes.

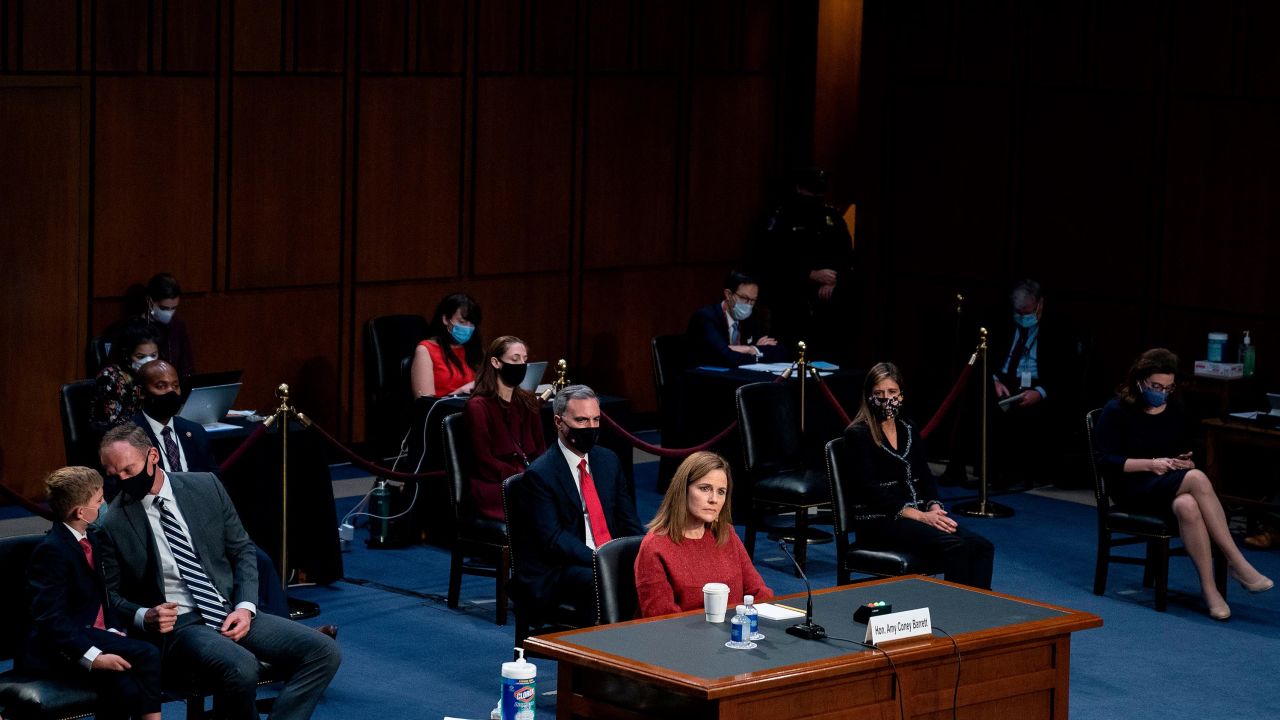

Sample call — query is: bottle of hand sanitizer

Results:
[1241,331,1256,377]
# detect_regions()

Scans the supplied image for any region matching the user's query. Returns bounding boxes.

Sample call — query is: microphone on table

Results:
[777,539,826,640]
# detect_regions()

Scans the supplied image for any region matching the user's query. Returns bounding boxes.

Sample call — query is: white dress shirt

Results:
[142,411,189,472]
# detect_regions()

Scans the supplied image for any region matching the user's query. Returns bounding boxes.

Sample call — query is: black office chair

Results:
[86,335,111,376]
[0,534,101,720]
[593,536,644,625]
[442,413,511,626]
[825,437,939,584]
[735,382,832,570]
[60,379,100,469]
[502,474,581,649]
[362,314,429,460]
[1085,408,1224,611]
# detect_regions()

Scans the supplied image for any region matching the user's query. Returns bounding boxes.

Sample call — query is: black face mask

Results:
[142,390,185,421]
[498,361,527,389]
[119,454,156,498]
[563,425,599,455]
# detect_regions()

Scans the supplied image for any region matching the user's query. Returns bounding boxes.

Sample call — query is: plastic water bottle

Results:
[725,605,757,650]
[499,648,536,720]
[743,594,764,640]
[1241,331,1256,377]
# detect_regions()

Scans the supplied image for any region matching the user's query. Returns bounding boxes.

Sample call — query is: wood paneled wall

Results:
[0,0,814,498]
[849,0,1280,410]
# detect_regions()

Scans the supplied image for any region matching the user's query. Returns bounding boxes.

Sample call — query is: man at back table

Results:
[96,423,340,719]
[687,270,787,368]
[512,385,644,624]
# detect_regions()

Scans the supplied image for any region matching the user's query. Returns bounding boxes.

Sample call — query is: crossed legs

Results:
[1172,470,1272,618]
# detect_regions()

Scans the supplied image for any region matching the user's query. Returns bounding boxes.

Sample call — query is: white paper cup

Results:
[702,583,730,622]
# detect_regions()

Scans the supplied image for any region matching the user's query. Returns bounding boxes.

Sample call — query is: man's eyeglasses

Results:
[732,292,757,306]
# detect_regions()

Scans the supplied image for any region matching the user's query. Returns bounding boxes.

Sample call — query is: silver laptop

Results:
[178,383,242,429]
[519,362,548,392]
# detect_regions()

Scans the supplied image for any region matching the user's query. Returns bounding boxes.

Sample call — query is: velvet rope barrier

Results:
[303,419,445,481]
[0,482,54,522]
[920,361,976,440]
[217,421,271,474]
[600,411,738,459]
[813,375,852,426]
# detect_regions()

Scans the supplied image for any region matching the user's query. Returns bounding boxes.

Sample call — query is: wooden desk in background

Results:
[1201,417,1280,512]
[526,576,1101,720]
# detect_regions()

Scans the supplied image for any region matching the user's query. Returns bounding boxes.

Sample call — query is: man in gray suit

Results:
[96,423,340,719]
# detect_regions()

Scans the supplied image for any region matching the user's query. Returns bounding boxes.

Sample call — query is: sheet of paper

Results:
[753,602,806,621]
[1229,411,1260,420]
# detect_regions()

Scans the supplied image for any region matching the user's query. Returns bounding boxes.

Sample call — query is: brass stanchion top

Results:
[274,383,291,414]
[796,341,808,364]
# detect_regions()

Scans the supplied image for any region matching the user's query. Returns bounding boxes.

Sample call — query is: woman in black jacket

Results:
[843,362,994,589]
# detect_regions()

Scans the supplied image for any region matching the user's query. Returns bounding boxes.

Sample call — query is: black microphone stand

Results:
[777,540,826,640]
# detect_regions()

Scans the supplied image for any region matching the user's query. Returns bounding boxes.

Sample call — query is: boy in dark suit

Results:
[21,466,162,720]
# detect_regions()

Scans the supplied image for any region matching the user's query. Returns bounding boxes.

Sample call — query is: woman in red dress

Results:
[411,293,482,397]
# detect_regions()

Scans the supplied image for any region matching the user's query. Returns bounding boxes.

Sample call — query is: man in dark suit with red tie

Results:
[511,385,645,625]
[21,466,162,720]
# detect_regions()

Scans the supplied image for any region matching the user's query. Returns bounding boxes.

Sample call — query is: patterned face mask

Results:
[869,394,902,421]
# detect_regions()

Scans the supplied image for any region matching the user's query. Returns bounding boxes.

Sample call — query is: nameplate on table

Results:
[864,607,932,645]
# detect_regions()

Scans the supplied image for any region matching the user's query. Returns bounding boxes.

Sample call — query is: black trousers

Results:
[81,629,164,719]
[856,518,995,590]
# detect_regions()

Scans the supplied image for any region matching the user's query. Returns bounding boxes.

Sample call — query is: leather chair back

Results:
[86,335,111,376]
[593,535,644,625]
[501,474,528,597]
[362,314,429,457]
[60,379,99,468]
[1084,408,1109,519]
[0,534,41,660]
[650,334,690,411]
[825,437,854,539]
[736,381,802,477]
[442,413,468,522]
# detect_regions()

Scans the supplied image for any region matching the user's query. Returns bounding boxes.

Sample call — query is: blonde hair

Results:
[46,466,104,521]
[646,452,733,546]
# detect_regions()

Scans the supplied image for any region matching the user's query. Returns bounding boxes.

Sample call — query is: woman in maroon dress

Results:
[462,336,546,520]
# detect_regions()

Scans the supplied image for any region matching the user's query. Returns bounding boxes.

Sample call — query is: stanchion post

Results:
[955,328,1014,519]
[796,341,808,433]
[540,358,568,402]
[274,384,290,590]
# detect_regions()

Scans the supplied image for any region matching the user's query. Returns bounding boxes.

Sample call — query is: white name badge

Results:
[864,607,932,645]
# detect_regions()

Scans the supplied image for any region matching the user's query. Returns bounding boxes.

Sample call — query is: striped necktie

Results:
[153,496,228,630]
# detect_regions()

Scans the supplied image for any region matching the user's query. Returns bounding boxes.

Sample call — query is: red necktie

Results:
[78,538,107,630]
[578,458,612,547]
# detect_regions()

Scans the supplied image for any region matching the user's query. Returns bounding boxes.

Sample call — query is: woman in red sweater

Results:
[634,452,772,617]
[462,336,547,520]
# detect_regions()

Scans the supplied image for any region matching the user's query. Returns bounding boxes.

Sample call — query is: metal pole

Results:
[275,383,290,590]
[955,328,1014,518]
[797,341,808,433]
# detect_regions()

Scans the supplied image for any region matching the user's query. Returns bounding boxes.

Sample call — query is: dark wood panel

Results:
[0,84,85,500]
[1241,0,1280,98]
[417,0,465,72]
[1021,0,1086,88]
[477,0,521,73]
[586,0,630,71]
[350,275,570,441]
[636,0,683,71]
[1017,92,1153,297]
[579,267,723,414]
[94,0,149,72]
[691,0,737,71]
[20,0,78,71]
[234,0,282,72]
[742,0,778,72]
[472,76,573,275]
[1162,98,1280,315]
[359,0,407,72]
[185,288,344,429]
[164,0,217,72]
[1092,0,1158,92]
[954,0,1012,85]
[887,0,950,84]
[582,76,678,269]
[356,77,463,282]
[531,0,576,72]
[885,85,1011,279]
[93,76,215,296]
[686,76,775,263]
[1169,0,1236,95]
[295,0,346,72]
[229,76,343,288]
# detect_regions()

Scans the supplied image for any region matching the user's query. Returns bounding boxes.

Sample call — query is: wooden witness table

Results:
[525,576,1101,720]
[1201,417,1280,511]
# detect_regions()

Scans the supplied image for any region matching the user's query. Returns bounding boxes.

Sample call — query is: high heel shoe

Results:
[1208,603,1232,621]
[1230,567,1275,594]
